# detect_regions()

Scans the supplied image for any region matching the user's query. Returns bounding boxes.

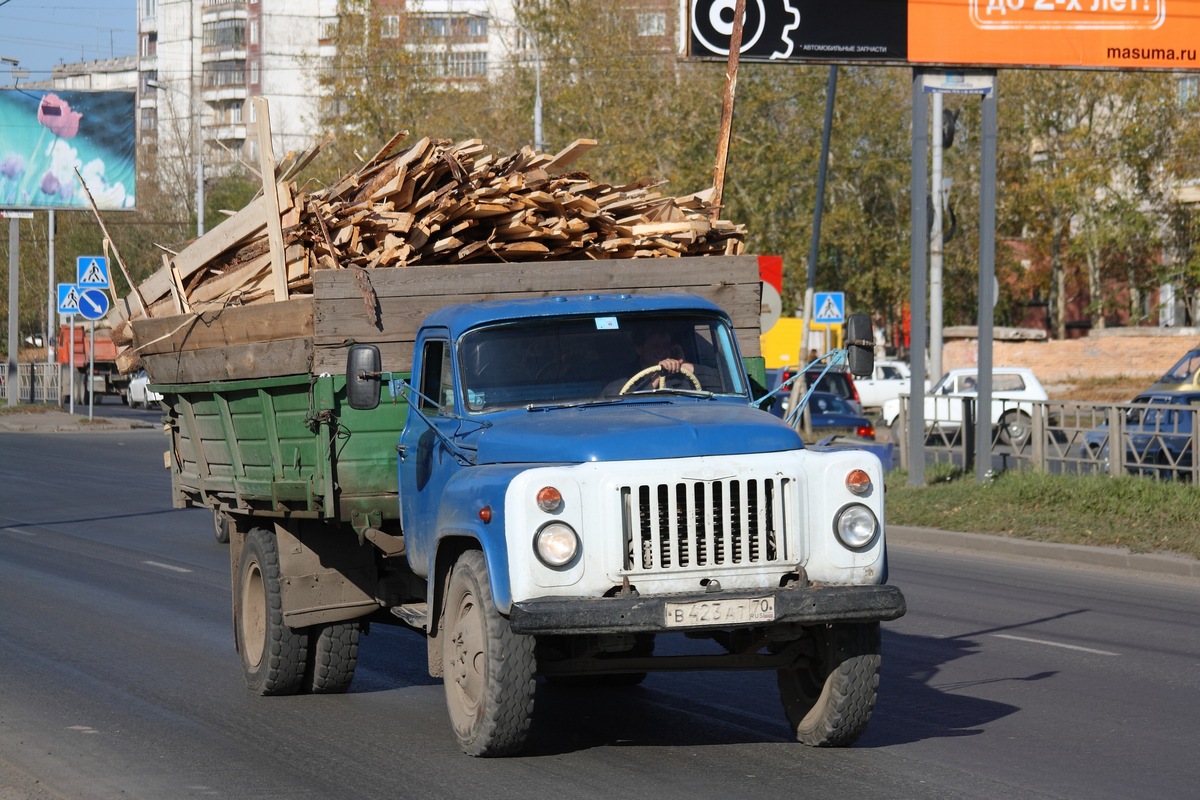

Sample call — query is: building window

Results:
[464,16,487,37]
[203,18,246,49]
[204,59,246,87]
[382,14,400,39]
[419,16,449,38]
[423,50,488,79]
[250,61,260,86]
[250,21,259,46]
[140,70,158,93]
[230,102,242,124]
[637,12,667,37]
[140,108,156,131]
[141,32,157,57]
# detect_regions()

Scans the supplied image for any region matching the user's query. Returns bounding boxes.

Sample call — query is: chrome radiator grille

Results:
[620,477,791,573]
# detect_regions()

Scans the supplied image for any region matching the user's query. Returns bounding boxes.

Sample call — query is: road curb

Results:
[0,411,154,433]
[888,524,1200,580]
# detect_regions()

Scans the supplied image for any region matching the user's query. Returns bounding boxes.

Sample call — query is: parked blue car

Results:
[1080,391,1200,479]
[768,389,876,440]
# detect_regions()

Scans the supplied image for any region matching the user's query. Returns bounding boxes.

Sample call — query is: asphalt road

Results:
[1,430,1197,799]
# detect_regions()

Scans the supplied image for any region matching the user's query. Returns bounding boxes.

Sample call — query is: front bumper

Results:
[509,582,906,635]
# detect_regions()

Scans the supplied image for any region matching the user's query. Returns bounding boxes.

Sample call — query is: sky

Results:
[0,0,136,81]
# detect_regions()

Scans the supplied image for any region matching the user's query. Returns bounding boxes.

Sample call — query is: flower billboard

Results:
[0,89,136,211]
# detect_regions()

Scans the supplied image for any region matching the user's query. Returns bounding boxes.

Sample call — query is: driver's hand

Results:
[658,358,693,373]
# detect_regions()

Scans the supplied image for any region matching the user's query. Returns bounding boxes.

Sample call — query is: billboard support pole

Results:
[47,209,55,368]
[5,216,16,407]
[975,76,998,482]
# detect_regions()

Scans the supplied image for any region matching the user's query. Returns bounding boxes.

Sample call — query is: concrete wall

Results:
[942,328,1200,385]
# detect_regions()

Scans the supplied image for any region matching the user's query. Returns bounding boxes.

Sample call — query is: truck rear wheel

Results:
[235,528,308,696]
[442,550,535,757]
[213,508,231,544]
[306,622,361,694]
[777,622,881,747]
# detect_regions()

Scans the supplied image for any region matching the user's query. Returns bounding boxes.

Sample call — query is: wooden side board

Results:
[131,255,763,383]
[310,256,762,374]
[130,299,314,383]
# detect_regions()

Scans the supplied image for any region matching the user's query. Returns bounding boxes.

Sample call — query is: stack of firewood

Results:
[163,133,746,314]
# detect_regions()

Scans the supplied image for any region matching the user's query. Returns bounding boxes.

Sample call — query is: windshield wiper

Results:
[622,388,714,399]
[526,398,625,411]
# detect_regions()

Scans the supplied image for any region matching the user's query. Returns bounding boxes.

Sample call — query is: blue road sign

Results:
[58,283,81,316]
[813,292,845,324]
[78,288,110,321]
[77,256,110,289]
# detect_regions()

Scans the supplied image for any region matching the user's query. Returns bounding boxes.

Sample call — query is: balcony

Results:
[202,85,248,103]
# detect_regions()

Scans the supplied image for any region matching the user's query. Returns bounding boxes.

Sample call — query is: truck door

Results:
[398,332,460,567]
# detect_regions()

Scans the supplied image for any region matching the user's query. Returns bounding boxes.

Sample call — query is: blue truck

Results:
[131,257,905,757]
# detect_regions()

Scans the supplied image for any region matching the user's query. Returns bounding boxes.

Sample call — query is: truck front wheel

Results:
[777,622,881,747]
[442,550,535,757]
[235,528,308,696]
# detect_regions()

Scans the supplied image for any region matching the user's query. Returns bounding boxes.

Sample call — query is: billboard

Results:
[687,0,1200,70]
[0,89,136,211]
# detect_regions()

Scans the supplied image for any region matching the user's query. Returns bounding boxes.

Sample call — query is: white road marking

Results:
[142,560,193,574]
[994,633,1119,656]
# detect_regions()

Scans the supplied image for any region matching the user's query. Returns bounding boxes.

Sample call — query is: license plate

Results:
[664,596,776,628]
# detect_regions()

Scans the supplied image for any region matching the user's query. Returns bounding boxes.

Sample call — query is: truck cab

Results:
[377,293,904,755]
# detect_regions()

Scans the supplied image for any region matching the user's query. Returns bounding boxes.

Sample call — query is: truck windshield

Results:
[459,313,748,412]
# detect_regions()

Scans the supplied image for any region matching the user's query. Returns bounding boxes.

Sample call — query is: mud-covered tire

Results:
[213,508,231,544]
[306,622,361,694]
[235,528,308,696]
[778,622,881,747]
[443,550,535,757]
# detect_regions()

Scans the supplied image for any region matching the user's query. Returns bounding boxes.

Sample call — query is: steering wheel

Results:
[620,364,702,394]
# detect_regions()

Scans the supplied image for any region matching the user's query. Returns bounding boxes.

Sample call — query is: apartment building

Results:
[140,0,331,175]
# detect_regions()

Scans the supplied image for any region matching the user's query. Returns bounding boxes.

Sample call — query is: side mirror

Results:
[845,313,874,378]
[346,344,382,410]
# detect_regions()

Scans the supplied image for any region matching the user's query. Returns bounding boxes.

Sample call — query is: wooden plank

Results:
[542,138,598,173]
[253,97,290,302]
[141,338,313,384]
[312,256,760,301]
[130,193,268,314]
[130,298,314,358]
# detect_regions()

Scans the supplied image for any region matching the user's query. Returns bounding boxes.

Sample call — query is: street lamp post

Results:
[147,79,205,237]
[473,11,543,151]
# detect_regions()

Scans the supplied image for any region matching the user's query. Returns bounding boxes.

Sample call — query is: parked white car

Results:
[127,370,163,409]
[855,360,926,412]
[882,366,1049,446]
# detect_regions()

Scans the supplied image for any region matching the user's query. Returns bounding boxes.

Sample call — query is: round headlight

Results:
[534,522,579,568]
[834,504,879,550]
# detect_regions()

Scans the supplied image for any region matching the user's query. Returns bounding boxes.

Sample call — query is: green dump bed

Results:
[159,372,408,525]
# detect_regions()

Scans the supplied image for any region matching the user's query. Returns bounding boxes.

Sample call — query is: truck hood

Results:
[472,401,803,464]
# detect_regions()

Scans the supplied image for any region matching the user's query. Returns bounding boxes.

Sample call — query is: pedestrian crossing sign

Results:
[813,292,845,324]
[77,256,110,289]
[58,283,80,316]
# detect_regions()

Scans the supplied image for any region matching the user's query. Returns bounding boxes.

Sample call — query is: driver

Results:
[603,325,706,395]
[633,328,694,389]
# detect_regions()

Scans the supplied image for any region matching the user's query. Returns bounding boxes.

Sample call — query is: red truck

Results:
[57,323,131,405]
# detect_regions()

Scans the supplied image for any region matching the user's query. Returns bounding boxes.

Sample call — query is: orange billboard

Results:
[909,0,1200,70]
